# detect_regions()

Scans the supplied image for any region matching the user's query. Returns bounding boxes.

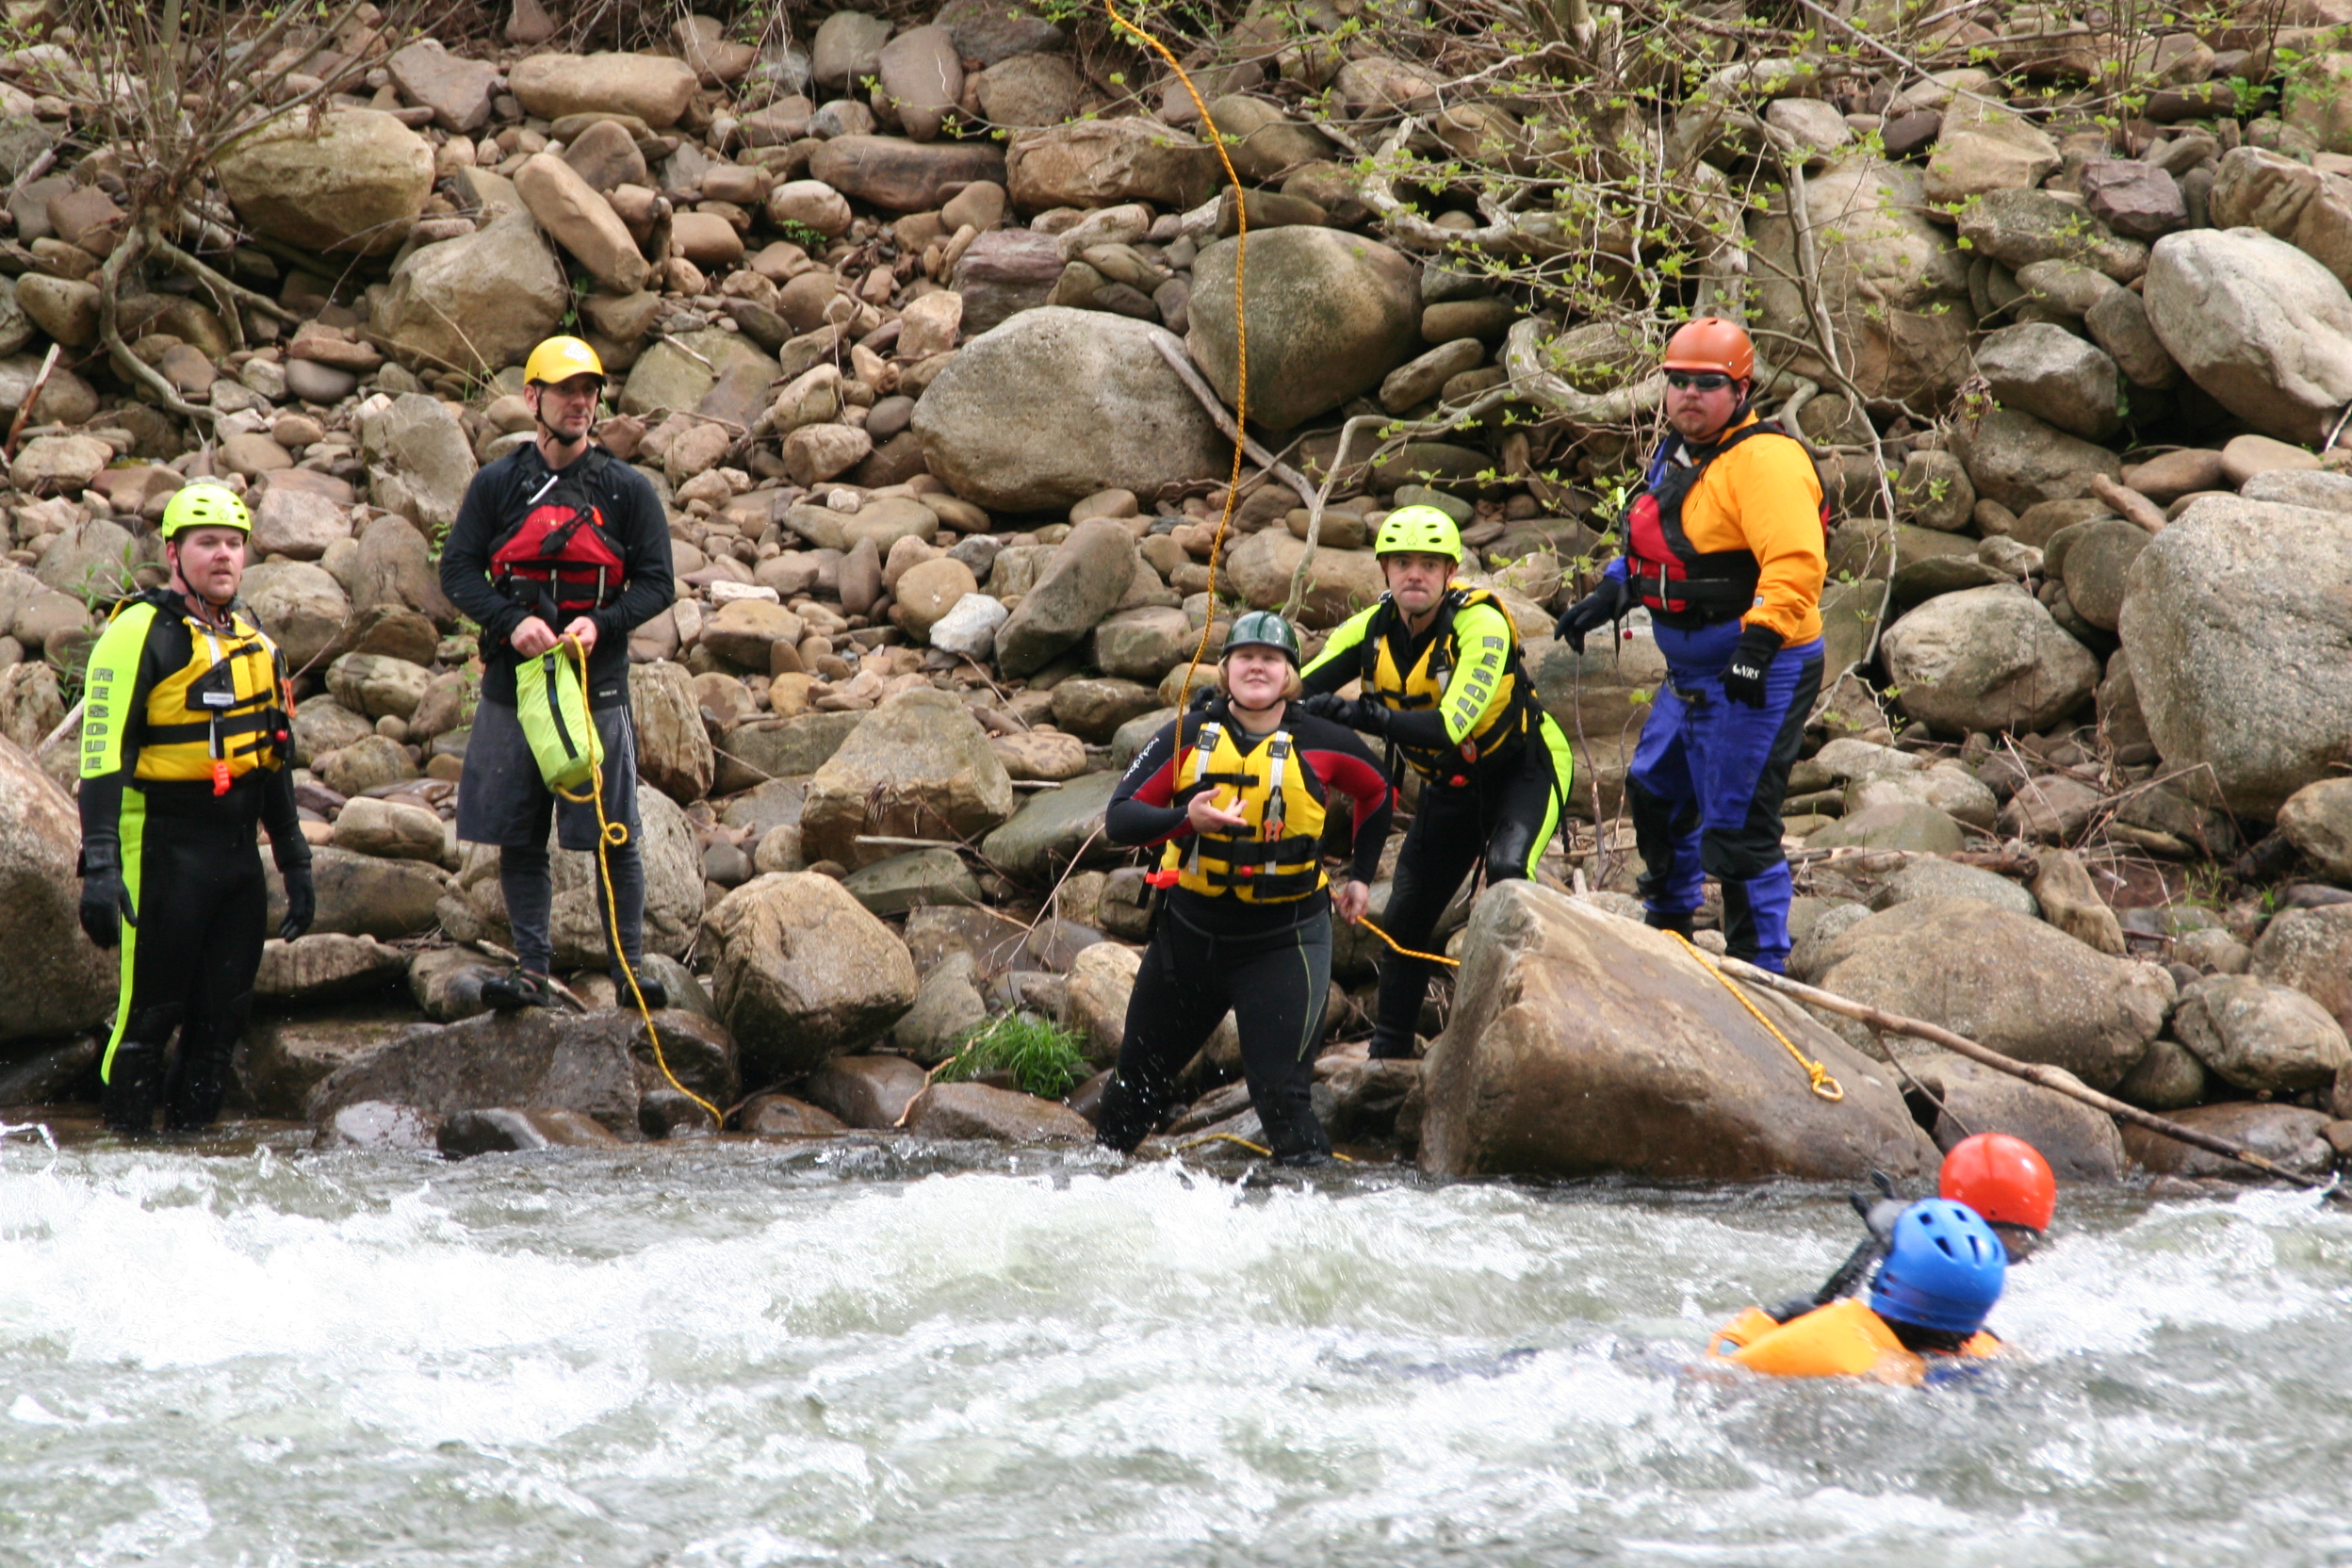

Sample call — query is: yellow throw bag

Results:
[514,645,602,794]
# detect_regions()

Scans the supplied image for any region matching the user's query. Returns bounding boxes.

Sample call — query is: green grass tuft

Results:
[937,1014,1088,1102]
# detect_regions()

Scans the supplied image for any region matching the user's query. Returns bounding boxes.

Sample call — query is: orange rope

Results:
[1103,0,1248,722]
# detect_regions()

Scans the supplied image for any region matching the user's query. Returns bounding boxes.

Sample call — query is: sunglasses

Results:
[1665,370,1736,391]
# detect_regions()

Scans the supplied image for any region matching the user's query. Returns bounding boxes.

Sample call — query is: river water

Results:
[3,1125,2348,1568]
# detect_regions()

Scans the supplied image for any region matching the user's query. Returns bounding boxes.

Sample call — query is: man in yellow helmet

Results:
[77,481,315,1135]
[438,336,676,1009]
[1553,318,1828,972]
[1298,505,1574,1058]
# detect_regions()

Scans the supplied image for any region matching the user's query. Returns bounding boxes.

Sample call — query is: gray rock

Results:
[0,738,116,1044]
[315,1100,439,1151]
[1957,188,2148,280]
[1187,227,1420,431]
[270,846,445,939]
[2118,497,2352,815]
[307,1007,645,1135]
[2143,227,2352,445]
[2239,467,2352,514]
[2279,777,2352,882]
[1948,407,2123,512]
[841,846,982,915]
[978,769,1120,883]
[217,107,433,256]
[2079,158,2187,240]
[938,0,1064,65]
[351,514,460,629]
[2113,1037,2207,1110]
[890,948,988,1061]
[874,24,960,142]
[2252,905,2352,1038]
[993,518,1140,678]
[1418,883,1937,1181]
[802,1053,927,1127]
[800,689,1013,868]
[237,1006,417,1118]
[2173,973,2352,1093]
[1868,858,2039,919]
[372,209,567,376]
[2121,1102,2335,1178]
[704,874,918,1086]
[1816,897,2170,1090]
[1903,1053,2128,1181]
[2051,515,2148,631]
[1881,583,2100,735]
[438,1105,626,1154]
[1975,322,2122,442]
[914,308,1220,514]
[2084,285,2180,390]
[904,1080,1093,1142]
[811,10,891,89]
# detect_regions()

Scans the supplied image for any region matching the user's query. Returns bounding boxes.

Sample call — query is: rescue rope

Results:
[553,636,724,1128]
[1356,915,1461,969]
[1103,0,1247,723]
[1667,929,1843,1102]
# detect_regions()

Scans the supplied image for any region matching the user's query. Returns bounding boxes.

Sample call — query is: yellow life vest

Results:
[1706,1298,2001,1383]
[125,598,291,787]
[1157,718,1330,904]
[1360,585,1535,777]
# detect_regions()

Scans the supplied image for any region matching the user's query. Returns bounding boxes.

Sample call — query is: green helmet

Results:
[158,482,253,541]
[1374,504,1462,562]
[1223,610,1302,667]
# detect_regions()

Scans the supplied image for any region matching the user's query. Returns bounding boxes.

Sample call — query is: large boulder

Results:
[628,661,714,804]
[358,394,478,538]
[2207,146,2352,293]
[305,1008,644,1136]
[912,308,1222,513]
[351,514,461,629]
[993,518,1138,678]
[2172,973,2352,1094]
[619,326,776,419]
[702,873,919,1086]
[2142,226,2352,444]
[1974,322,2122,442]
[978,769,1119,883]
[1748,157,1973,406]
[215,107,433,256]
[1004,119,1218,212]
[2120,498,2352,816]
[1417,884,1938,1181]
[0,737,115,1044]
[270,847,447,940]
[372,209,567,376]
[1815,898,2169,1090]
[2252,905,2352,1038]
[1186,227,1420,431]
[2279,778,2352,882]
[550,783,701,963]
[236,1007,415,1119]
[1946,407,2122,512]
[508,52,699,128]
[2121,1102,2336,1178]
[1898,1053,2128,1181]
[1223,532,1385,629]
[903,1081,1093,1142]
[800,688,1015,868]
[514,152,648,293]
[1880,583,2100,735]
[240,562,351,673]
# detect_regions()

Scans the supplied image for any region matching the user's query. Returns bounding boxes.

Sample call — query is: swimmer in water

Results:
[1708,1199,2007,1381]
[1760,1132,2058,1325]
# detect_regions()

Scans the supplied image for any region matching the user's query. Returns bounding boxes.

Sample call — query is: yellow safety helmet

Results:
[523,335,606,386]
[157,481,252,540]
[1373,504,1462,563]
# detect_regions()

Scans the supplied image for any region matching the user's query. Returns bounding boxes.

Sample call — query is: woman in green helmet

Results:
[1298,505,1574,1059]
[1097,612,1395,1165]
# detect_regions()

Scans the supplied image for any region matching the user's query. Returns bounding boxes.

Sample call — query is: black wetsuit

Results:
[1095,700,1393,1161]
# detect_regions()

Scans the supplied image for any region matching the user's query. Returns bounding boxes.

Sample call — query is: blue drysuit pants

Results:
[1626,621,1824,972]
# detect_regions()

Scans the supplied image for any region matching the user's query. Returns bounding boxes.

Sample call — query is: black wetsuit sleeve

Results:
[1379,706,1454,751]
[1294,713,1394,884]
[439,458,529,648]
[261,765,309,874]
[1106,718,1189,847]
[591,464,675,644]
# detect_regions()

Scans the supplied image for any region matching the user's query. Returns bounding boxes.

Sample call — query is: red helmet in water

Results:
[1939,1133,2056,1233]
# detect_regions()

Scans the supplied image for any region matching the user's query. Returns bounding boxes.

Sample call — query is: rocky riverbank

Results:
[0,0,2349,1177]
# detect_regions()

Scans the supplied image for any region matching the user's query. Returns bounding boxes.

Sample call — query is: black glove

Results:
[1311,694,1389,736]
[279,861,316,942]
[79,856,136,950]
[1721,623,1782,709]
[1554,575,1632,653]
[1296,692,1348,722]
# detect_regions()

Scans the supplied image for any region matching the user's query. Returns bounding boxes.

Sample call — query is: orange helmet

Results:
[1939,1133,2057,1233]
[1662,318,1755,382]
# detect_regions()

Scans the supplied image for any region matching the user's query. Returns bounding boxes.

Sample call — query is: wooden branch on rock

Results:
[1716,956,2330,1190]
[1145,333,1318,509]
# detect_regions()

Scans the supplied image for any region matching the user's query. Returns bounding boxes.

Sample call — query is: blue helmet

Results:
[1870,1199,2007,1335]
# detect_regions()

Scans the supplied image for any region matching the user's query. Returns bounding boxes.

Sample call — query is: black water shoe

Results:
[482,969,555,1010]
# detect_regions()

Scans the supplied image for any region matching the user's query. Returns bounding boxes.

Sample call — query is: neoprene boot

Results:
[482,969,555,1010]
[104,1042,165,1136]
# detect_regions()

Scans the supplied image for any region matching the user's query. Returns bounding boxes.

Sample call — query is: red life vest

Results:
[488,449,629,621]
[1625,421,1825,629]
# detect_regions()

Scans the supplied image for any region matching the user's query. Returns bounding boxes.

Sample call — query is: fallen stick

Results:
[1713,956,2328,1190]
[1145,333,1319,509]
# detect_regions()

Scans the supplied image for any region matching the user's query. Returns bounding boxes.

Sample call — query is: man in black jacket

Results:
[438,336,676,1009]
